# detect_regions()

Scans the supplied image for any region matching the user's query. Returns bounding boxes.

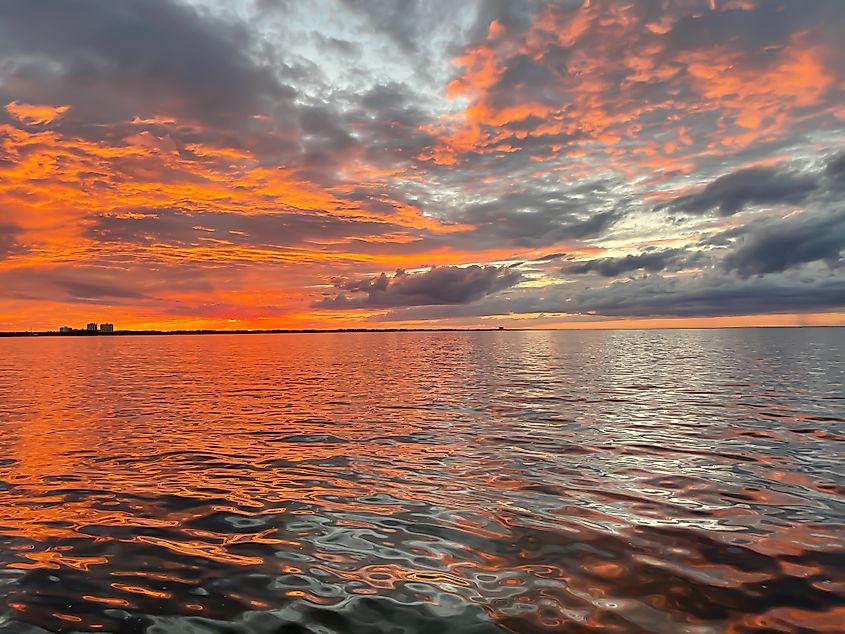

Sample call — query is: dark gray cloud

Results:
[86,208,406,249]
[485,53,563,114]
[467,0,547,41]
[666,0,845,60]
[566,274,845,318]
[0,0,290,129]
[826,151,845,184]
[0,263,214,305]
[533,252,567,262]
[314,265,522,308]
[0,224,26,260]
[0,0,397,196]
[458,189,622,248]
[350,83,438,166]
[54,279,147,301]
[562,247,705,277]
[721,210,845,277]
[378,271,845,322]
[665,166,818,216]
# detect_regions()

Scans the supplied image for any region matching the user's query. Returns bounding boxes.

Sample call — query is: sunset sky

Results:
[1,0,844,331]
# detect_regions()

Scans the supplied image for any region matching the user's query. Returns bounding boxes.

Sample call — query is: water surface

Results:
[0,329,843,633]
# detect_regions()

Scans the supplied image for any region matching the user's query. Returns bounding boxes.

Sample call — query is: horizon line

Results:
[1,324,843,338]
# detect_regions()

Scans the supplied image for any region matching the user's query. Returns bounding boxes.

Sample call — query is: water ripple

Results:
[0,329,843,633]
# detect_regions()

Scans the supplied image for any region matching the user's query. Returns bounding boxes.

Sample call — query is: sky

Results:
[1,0,844,331]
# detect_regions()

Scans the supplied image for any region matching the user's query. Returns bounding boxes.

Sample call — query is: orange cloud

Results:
[423,0,842,171]
[5,101,70,126]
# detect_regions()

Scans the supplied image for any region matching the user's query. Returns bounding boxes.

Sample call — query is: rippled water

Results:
[0,329,843,633]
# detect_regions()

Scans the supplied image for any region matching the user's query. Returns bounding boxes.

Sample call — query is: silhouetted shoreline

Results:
[0,325,841,338]
[0,327,512,338]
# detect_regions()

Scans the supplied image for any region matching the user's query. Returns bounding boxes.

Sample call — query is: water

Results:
[0,329,842,633]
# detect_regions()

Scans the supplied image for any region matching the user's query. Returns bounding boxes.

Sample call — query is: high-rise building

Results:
[99,323,114,333]
[59,326,72,333]
[86,323,97,331]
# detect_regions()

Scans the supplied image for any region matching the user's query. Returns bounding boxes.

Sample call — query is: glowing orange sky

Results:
[0,0,843,331]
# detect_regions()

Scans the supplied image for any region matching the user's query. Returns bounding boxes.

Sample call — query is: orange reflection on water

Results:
[0,331,843,633]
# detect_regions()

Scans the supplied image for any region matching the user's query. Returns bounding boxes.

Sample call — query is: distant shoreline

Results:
[0,327,511,338]
[0,324,841,337]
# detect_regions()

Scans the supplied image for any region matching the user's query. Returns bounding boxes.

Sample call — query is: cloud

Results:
[665,166,818,216]
[826,151,845,184]
[0,0,289,130]
[314,265,522,308]
[0,223,26,260]
[457,189,623,248]
[5,102,70,126]
[339,0,544,61]
[566,273,845,318]
[339,0,431,54]
[53,278,147,301]
[371,268,845,322]
[562,247,704,277]
[427,0,845,169]
[0,263,214,307]
[533,252,567,262]
[721,210,845,277]
[85,208,407,250]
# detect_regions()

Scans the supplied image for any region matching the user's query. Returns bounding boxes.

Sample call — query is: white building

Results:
[86,323,97,331]
[59,326,72,333]
[99,323,114,333]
